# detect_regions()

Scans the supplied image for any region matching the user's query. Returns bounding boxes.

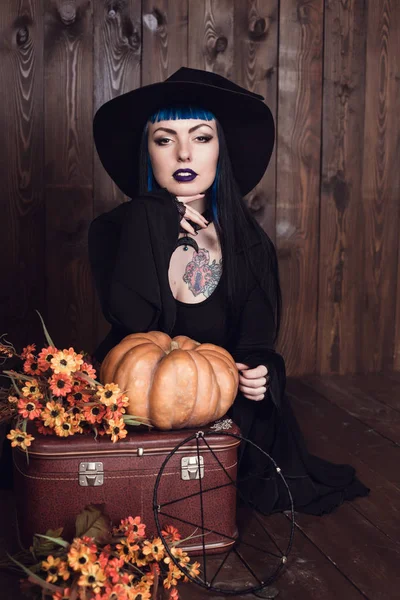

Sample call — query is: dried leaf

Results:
[75,504,111,544]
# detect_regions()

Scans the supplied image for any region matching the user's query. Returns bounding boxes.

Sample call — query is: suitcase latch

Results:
[79,462,104,487]
[181,456,204,480]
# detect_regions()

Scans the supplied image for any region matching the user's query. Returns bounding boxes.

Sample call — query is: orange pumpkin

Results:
[100,331,239,430]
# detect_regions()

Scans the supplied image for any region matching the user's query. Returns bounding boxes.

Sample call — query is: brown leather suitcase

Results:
[13,419,240,555]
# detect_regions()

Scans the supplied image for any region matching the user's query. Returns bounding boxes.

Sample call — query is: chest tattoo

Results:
[183,248,223,298]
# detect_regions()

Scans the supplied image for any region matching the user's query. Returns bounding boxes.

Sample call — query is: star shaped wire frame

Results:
[153,431,295,596]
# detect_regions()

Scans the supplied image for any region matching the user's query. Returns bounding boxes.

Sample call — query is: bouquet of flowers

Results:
[0,313,151,453]
[1,504,201,600]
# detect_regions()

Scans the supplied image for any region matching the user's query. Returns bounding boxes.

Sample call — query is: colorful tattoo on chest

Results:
[183,248,223,298]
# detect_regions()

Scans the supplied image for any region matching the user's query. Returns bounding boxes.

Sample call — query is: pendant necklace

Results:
[175,207,214,254]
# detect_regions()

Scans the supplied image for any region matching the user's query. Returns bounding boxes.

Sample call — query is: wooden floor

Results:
[1,373,400,599]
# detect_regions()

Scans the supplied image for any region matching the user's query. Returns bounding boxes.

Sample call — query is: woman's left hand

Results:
[235,363,269,401]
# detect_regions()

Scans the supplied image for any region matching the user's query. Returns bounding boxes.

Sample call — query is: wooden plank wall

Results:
[0,0,399,376]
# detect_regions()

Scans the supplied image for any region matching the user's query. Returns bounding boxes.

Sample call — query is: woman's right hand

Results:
[176,194,209,235]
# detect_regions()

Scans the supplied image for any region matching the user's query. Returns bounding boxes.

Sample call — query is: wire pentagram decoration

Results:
[153,429,295,595]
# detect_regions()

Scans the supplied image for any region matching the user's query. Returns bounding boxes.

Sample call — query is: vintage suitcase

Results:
[13,419,240,555]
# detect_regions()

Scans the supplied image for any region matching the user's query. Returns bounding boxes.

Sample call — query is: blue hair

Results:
[146,105,219,224]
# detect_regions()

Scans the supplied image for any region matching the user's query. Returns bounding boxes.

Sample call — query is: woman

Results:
[89,67,369,515]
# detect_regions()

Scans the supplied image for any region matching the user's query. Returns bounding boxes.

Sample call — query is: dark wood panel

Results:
[93,0,141,215]
[289,504,400,600]
[92,0,141,350]
[188,0,234,76]
[301,375,400,444]
[233,0,278,243]
[0,0,45,348]
[45,188,95,350]
[317,0,367,374]
[285,379,400,488]
[142,0,188,84]
[311,373,400,412]
[288,378,400,544]
[361,0,400,372]
[44,0,94,351]
[275,0,323,375]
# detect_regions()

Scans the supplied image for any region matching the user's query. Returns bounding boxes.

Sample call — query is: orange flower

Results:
[21,379,42,400]
[103,556,124,583]
[67,388,89,405]
[17,397,43,420]
[23,356,40,376]
[142,537,165,562]
[162,525,181,543]
[83,403,106,425]
[42,401,66,428]
[105,417,127,443]
[114,516,146,539]
[96,383,121,406]
[21,344,36,359]
[79,361,97,379]
[38,346,58,372]
[93,583,129,600]
[0,343,14,358]
[7,429,34,451]
[52,589,70,600]
[8,395,19,404]
[78,562,107,593]
[49,372,73,397]
[169,587,179,600]
[50,348,83,376]
[35,422,54,436]
[104,396,127,420]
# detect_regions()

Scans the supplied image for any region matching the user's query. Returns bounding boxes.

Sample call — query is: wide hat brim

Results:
[93,68,275,198]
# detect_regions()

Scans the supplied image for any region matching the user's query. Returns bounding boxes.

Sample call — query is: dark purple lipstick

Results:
[173,168,198,182]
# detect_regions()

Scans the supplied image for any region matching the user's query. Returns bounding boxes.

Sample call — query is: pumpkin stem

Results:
[166,341,180,354]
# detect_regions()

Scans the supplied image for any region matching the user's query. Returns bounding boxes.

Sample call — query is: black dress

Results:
[88,189,370,516]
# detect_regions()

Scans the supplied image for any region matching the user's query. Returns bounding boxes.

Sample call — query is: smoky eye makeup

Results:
[153,133,214,145]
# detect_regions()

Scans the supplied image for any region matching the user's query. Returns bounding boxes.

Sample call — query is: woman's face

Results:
[147,118,219,197]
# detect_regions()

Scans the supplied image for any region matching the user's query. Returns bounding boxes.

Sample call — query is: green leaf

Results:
[34,534,69,549]
[31,527,66,558]
[75,504,111,544]
[35,310,56,349]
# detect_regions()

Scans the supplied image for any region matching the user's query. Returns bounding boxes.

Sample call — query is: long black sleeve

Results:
[229,282,286,415]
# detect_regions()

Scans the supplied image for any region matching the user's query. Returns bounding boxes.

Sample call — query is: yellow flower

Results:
[77,562,106,594]
[54,419,74,437]
[142,537,165,561]
[164,547,190,569]
[42,401,66,428]
[116,533,139,563]
[130,586,152,600]
[8,395,18,404]
[106,417,128,443]
[7,429,34,451]
[50,348,83,376]
[96,383,121,406]
[41,555,62,584]
[186,560,201,579]
[67,538,97,572]
[21,379,43,400]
